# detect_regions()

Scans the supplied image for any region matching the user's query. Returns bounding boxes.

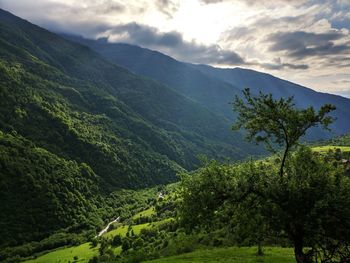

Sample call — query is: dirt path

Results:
[97,216,120,237]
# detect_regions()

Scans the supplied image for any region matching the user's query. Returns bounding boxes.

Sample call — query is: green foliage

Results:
[233,88,336,148]
[144,246,295,263]
[316,134,350,147]
[112,235,122,247]
[0,131,102,248]
[0,8,261,251]
[233,88,336,177]
[178,147,350,263]
[24,242,99,263]
[281,147,350,262]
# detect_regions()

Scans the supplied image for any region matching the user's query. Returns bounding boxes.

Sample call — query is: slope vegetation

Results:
[0,9,258,247]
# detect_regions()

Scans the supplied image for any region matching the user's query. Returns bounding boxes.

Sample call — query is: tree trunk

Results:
[294,240,307,263]
[280,144,289,178]
[257,241,263,256]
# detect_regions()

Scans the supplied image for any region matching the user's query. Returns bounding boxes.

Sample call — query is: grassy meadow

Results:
[145,247,295,263]
[24,243,99,263]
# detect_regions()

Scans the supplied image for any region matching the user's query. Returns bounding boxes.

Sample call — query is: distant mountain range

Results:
[63,35,350,139]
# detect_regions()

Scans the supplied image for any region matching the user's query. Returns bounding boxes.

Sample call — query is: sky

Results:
[1,0,350,97]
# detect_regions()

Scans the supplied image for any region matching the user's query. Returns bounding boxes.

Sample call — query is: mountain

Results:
[64,35,350,138]
[61,35,242,121]
[0,9,259,247]
[192,65,350,136]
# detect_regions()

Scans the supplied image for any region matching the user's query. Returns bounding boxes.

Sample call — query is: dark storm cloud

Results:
[109,23,245,65]
[267,31,350,58]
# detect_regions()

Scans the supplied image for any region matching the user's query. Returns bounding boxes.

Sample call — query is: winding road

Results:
[97,216,120,237]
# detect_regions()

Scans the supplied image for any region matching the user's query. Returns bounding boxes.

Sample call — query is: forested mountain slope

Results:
[0,9,259,247]
[61,35,242,121]
[65,35,350,138]
[0,8,257,188]
[193,64,350,136]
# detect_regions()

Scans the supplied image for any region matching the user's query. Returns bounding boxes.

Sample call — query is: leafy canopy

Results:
[232,88,336,177]
[233,88,336,148]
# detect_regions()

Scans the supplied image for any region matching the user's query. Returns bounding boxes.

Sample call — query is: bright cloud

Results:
[0,0,349,97]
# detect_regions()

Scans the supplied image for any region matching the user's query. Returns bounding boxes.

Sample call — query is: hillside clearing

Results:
[144,246,295,263]
[24,242,99,263]
[312,145,350,153]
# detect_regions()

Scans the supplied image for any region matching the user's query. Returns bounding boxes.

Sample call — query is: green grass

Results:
[113,245,122,255]
[104,224,129,238]
[144,246,295,263]
[132,207,156,219]
[24,242,99,263]
[103,222,150,238]
[105,219,173,238]
[312,145,350,153]
[24,219,174,262]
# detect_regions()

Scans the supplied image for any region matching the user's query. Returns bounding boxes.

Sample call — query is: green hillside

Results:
[317,134,350,146]
[0,8,263,248]
[0,9,260,188]
[145,247,295,263]
[0,131,102,247]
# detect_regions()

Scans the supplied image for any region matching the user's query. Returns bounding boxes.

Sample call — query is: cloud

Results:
[222,26,254,41]
[155,0,179,18]
[91,0,125,14]
[0,0,126,37]
[106,23,245,65]
[249,57,309,70]
[106,22,310,69]
[260,62,309,70]
[1,0,126,17]
[105,22,311,70]
[199,0,224,4]
[1,0,350,96]
[331,79,350,84]
[199,0,307,7]
[266,31,350,58]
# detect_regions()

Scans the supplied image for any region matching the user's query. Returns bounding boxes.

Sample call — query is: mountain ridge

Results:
[62,34,350,138]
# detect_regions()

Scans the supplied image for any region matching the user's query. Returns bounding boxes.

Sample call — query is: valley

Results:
[17,141,350,263]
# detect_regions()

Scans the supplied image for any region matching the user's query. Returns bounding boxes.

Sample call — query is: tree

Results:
[268,147,350,263]
[98,238,109,256]
[178,160,270,253]
[179,147,350,263]
[112,234,122,247]
[122,238,130,252]
[232,88,335,178]
[179,90,350,263]
[91,238,98,248]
